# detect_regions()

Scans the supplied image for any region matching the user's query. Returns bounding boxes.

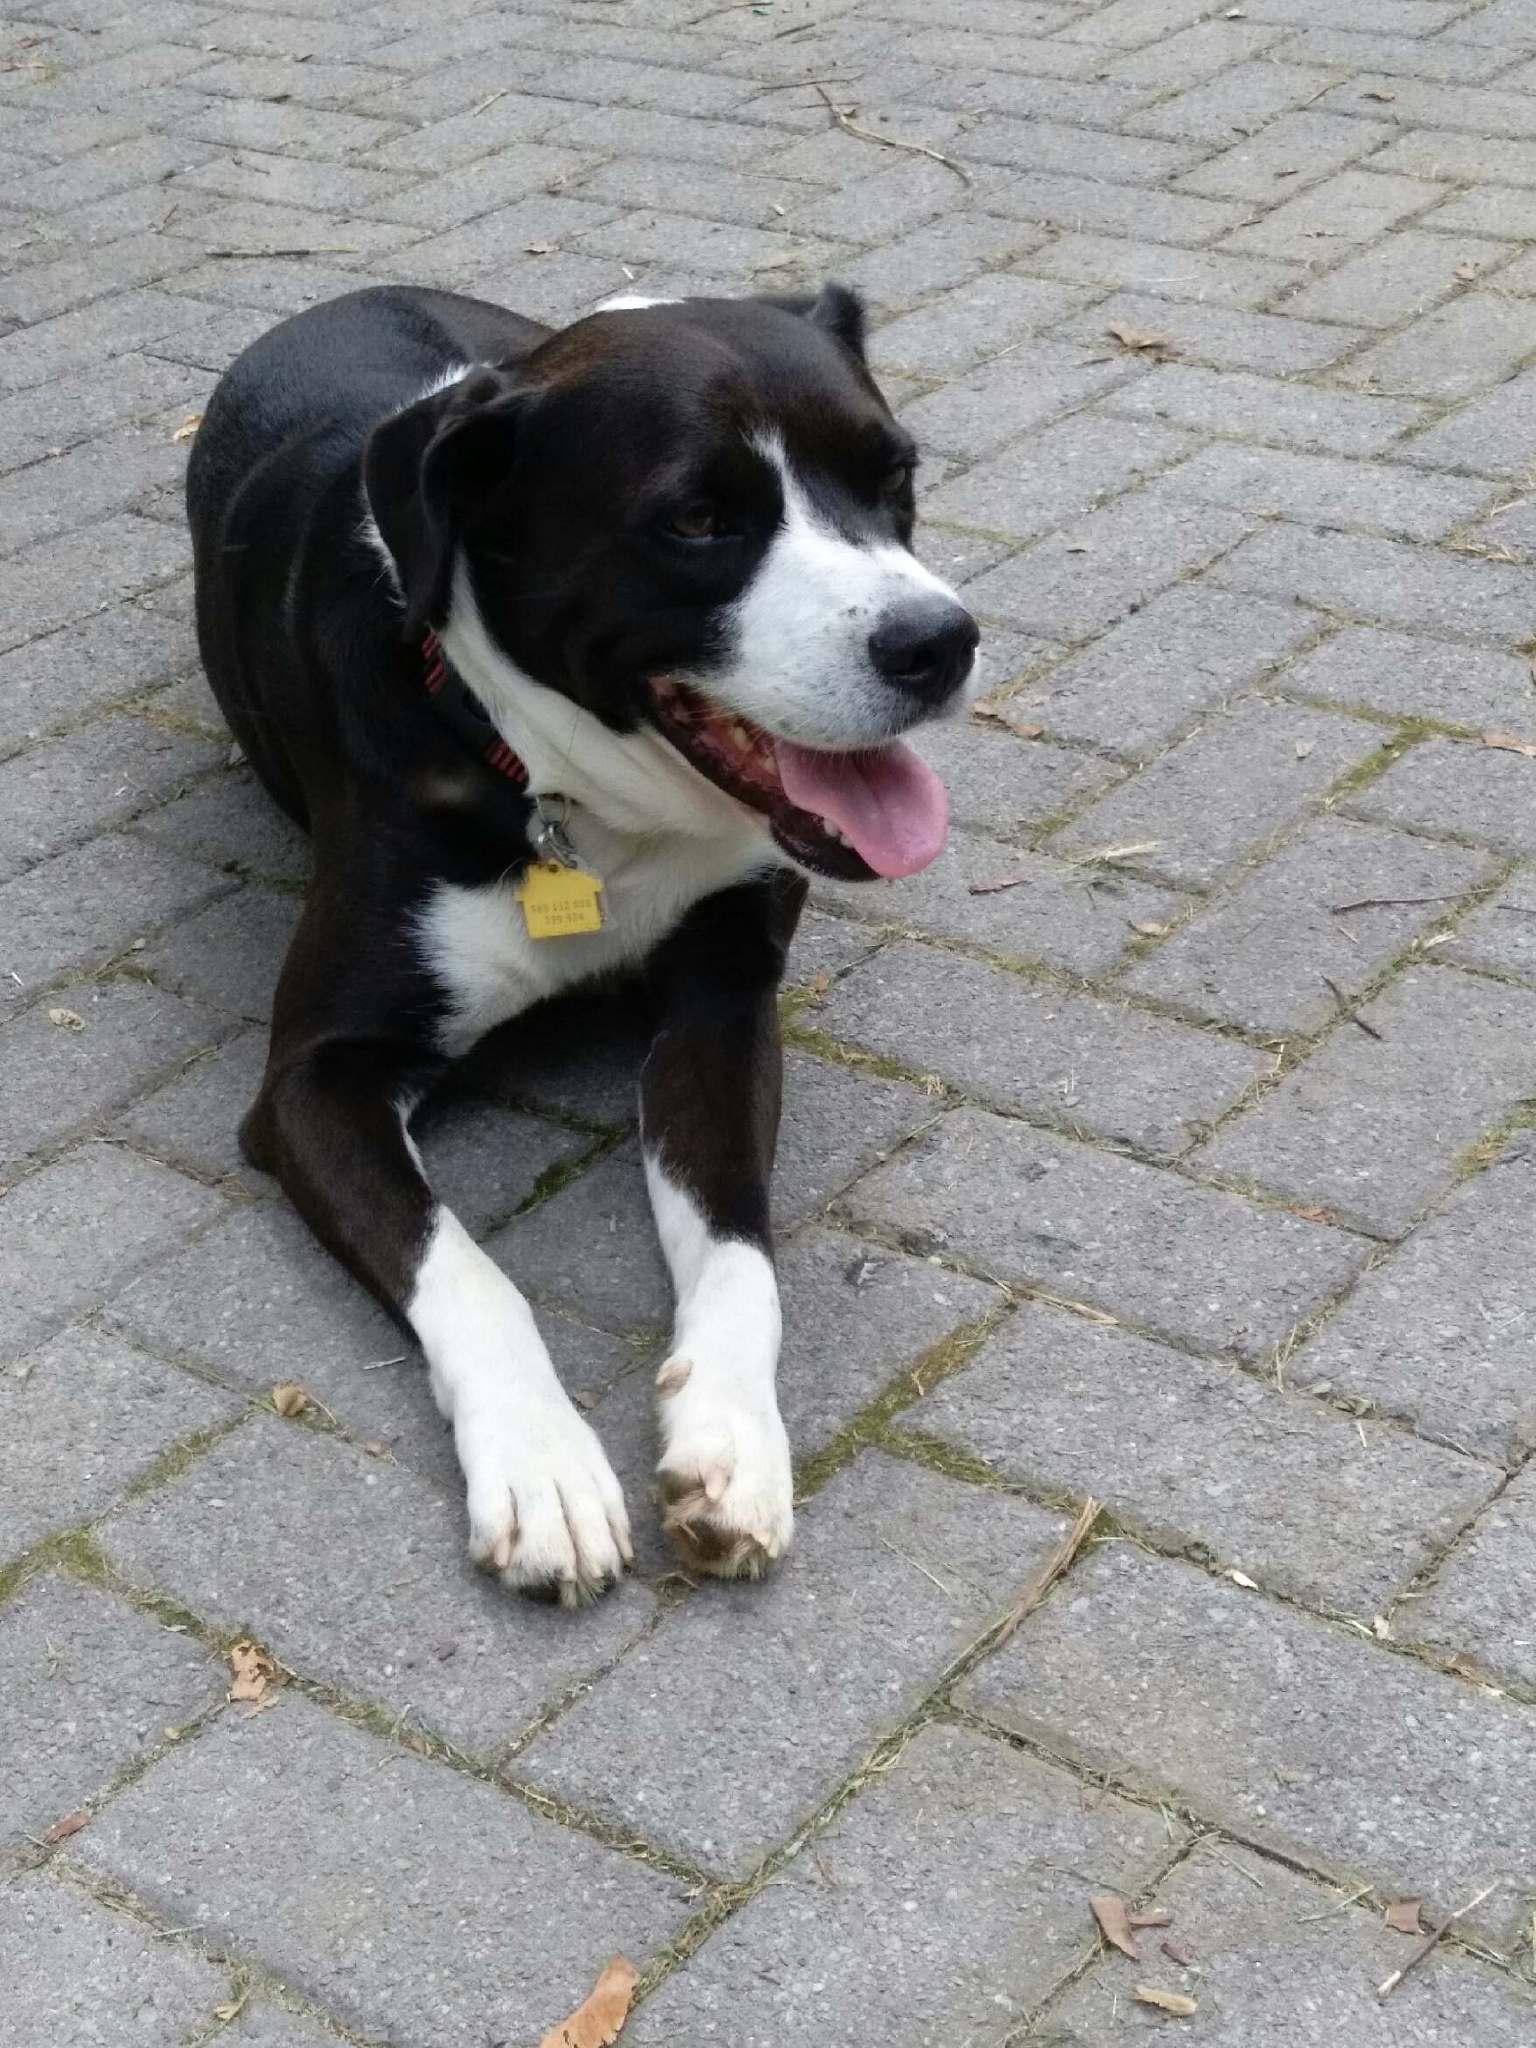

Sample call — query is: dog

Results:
[186,280,979,1605]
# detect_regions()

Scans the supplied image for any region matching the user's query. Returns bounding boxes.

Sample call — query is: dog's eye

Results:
[668,505,721,541]
[879,461,915,499]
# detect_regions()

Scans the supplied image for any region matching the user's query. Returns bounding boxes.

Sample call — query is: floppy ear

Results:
[363,368,525,639]
[757,280,868,362]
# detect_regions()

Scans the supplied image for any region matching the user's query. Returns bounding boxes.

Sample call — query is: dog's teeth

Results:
[730,722,750,750]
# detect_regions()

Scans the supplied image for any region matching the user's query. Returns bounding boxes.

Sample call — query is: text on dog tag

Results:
[516,861,604,939]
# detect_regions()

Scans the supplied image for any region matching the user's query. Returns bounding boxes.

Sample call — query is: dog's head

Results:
[363,286,978,880]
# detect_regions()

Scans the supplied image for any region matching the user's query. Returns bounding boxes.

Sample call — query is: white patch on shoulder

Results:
[699,430,967,749]
[407,1203,631,1602]
[644,1155,792,1578]
[417,571,778,1053]
[593,293,680,312]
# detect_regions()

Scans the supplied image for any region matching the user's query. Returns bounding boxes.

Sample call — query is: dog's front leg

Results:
[246,1045,631,1604]
[640,875,804,1578]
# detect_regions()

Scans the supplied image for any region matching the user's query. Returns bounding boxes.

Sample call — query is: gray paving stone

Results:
[962,487,1252,638]
[1348,737,1536,857]
[896,342,1138,463]
[987,168,1246,249]
[842,213,1043,309]
[1293,1152,1536,1464]
[0,422,187,555]
[1270,26,1516,84]
[141,885,300,1022]
[411,1094,590,1239]
[1,1870,232,2048]
[1201,967,1536,1235]
[1442,872,1536,983]
[0,589,198,757]
[820,941,1261,1157]
[0,231,203,327]
[1212,525,1536,642]
[1160,443,1490,544]
[913,1302,1496,1615]
[107,1197,641,1471]
[1220,168,1442,265]
[1051,1841,1536,2044]
[626,1722,1169,2048]
[1053,700,1382,892]
[222,2007,338,2048]
[1025,230,1306,309]
[1,1322,240,1558]
[954,112,1196,188]
[1339,292,1536,402]
[1399,365,1536,478]
[133,764,311,884]
[1317,73,1536,143]
[784,907,885,988]
[1427,183,1536,238]
[871,273,1084,375]
[1103,16,1284,88]
[1016,584,1318,761]
[2,1143,222,1360]
[519,1453,1068,1876]
[1177,108,1392,203]
[841,1107,1367,1360]
[1281,228,1518,328]
[1051,290,1358,376]
[0,1574,224,1846]
[0,719,219,882]
[961,1545,1536,1944]
[103,1417,655,1755]
[921,412,1194,543]
[74,1693,689,2047]
[0,976,223,1170]
[1124,58,1330,146]
[813,832,1185,978]
[1124,818,1492,1037]
[1285,628,1536,735]
[171,151,413,215]
[1105,362,1426,457]
[1404,1462,1536,1694]
[908,718,1122,839]
[113,1028,269,1190]
[0,514,189,654]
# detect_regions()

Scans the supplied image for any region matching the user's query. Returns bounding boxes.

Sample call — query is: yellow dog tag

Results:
[516,860,603,939]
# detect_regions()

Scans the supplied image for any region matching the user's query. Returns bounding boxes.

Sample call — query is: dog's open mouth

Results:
[649,678,948,881]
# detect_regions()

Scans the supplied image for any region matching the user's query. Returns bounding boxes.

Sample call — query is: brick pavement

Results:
[4,0,1536,2038]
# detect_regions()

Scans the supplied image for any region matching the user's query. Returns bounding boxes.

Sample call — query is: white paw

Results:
[456,1389,632,1606]
[654,1356,794,1579]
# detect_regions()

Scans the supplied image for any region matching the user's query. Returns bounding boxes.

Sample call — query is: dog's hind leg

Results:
[246,1037,631,1605]
[640,870,805,1579]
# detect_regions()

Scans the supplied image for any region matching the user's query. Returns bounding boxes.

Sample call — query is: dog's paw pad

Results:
[656,1402,793,1581]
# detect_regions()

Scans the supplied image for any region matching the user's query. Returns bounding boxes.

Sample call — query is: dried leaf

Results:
[270,1381,310,1417]
[1091,1893,1141,1960]
[1106,321,1174,355]
[360,1437,393,1455]
[43,1811,88,1843]
[1385,1898,1427,1935]
[47,1007,85,1031]
[1454,262,1479,282]
[540,1956,639,2048]
[1135,1985,1198,2017]
[1293,1204,1331,1222]
[1131,920,1169,938]
[1361,89,1396,102]
[1295,738,1315,758]
[1130,1908,1174,1929]
[525,240,555,255]
[172,413,202,443]
[227,1639,277,1704]
[1228,1569,1258,1590]
[969,700,1041,739]
[1010,720,1045,739]
[1482,730,1536,758]
[1162,1935,1196,1967]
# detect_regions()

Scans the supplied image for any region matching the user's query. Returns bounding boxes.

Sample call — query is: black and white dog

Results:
[187,281,978,1605]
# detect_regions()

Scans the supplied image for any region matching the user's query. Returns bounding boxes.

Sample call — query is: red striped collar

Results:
[421,628,529,789]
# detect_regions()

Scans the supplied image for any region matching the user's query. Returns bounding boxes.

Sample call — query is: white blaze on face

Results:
[710,431,967,749]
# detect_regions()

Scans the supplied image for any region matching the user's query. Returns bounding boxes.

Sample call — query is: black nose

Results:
[868,597,979,704]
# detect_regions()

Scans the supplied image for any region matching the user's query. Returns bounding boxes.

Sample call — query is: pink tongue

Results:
[776,740,949,878]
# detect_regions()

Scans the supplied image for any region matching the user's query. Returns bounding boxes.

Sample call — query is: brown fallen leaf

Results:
[47,1007,85,1031]
[1454,262,1479,282]
[1385,1897,1427,1935]
[172,413,202,443]
[1131,919,1169,938]
[1090,1893,1141,1960]
[969,701,1042,739]
[1483,730,1536,759]
[1136,1985,1198,2017]
[1130,1908,1173,1929]
[43,1811,88,1843]
[540,1956,639,2048]
[1106,321,1174,356]
[1293,1204,1331,1223]
[227,1639,277,1704]
[270,1381,310,1417]
[1162,1935,1196,1967]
